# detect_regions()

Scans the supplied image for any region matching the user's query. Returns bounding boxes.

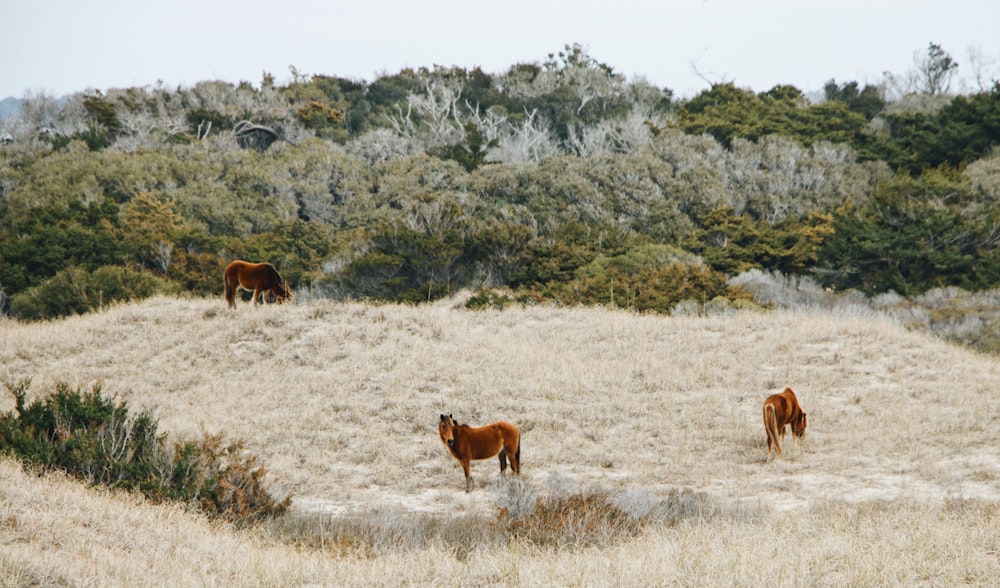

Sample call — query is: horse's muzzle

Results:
[446,439,454,447]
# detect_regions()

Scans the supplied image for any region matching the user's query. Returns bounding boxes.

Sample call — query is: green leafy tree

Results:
[167,240,229,296]
[296,100,345,137]
[870,84,1000,175]
[238,218,337,287]
[336,223,467,302]
[679,83,869,149]
[818,171,1000,294]
[569,262,749,313]
[10,265,179,321]
[431,121,498,172]
[468,221,536,286]
[296,75,377,134]
[186,107,232,136]
[684,208,834,276]
[508,222,615,289]
[119,192,184,273]
[0,199,125,295]
[516,243,749,313]
[823,79,886,119]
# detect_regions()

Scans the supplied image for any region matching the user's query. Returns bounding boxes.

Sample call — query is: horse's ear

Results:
[440,414,445,421]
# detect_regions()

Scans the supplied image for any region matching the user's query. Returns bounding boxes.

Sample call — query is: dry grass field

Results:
[2,294,999,586]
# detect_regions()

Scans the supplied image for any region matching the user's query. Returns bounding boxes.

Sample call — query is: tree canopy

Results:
[2,43,1000,319]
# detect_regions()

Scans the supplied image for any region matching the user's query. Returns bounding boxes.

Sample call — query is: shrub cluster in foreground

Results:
[0,380,289,526]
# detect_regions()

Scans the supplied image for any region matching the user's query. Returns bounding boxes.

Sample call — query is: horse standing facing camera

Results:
[438,414,521,492]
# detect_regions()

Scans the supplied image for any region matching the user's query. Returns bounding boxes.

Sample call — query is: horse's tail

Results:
[763,403,781,458]
[223,267,236,307]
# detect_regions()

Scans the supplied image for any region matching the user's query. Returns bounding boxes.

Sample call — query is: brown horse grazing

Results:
[762,387,808,459]
[223,260,292,308]
[438,414,521,492]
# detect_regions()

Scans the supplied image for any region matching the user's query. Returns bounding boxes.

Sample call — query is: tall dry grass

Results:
[2,295,999,586]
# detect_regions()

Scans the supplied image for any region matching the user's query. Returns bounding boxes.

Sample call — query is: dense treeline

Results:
[2,43,1000,320]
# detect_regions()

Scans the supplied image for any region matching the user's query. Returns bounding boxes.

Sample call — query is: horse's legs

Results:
[234,284,244,308]
[224,276,236,308]
[498,449,508,474]
[507,443,520,475]
[252,287,262,306]
[461,459,472,492]
[772,427,784,458]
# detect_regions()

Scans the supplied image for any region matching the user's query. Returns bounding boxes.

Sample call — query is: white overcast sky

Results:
[3,0,999,99]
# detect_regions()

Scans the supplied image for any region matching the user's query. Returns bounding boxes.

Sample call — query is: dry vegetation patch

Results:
[2,295,999,585]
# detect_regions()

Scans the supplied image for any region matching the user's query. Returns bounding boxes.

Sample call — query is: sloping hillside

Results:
[3,295,998,517]
[4,296,1000,585]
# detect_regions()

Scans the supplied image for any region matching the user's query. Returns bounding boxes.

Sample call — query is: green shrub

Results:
[465,289,517,310]
[0,380,289,526]
[525,254,751,314]
[10,265,180,321]
[335,225,466,302]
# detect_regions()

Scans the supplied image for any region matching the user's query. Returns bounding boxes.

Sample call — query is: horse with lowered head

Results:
[223,260,292,308]
[438,414,520,492]
[762,387,808,459]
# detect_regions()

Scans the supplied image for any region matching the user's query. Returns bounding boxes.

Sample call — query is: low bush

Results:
[465,289,517,310]
[0,380,289,526]
[497,488,643,547]
[492,476,715,547]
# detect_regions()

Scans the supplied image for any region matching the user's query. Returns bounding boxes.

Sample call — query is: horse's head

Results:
[439,413,457,447]
[275,278,293,304]
[792,411,808,438]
